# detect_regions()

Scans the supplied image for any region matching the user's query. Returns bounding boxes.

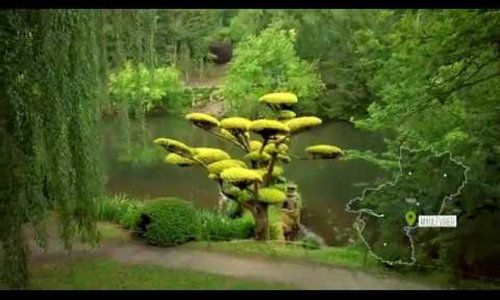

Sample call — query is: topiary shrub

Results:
[197,209,254,241]
[138,197,198,247]
[154,92,344,241]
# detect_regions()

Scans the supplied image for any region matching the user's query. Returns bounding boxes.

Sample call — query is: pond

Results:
[100,113,388,245]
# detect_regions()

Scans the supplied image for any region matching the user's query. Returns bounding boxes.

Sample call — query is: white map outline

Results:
[345,146,470,266]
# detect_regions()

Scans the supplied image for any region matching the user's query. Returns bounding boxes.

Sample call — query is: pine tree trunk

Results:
[252,201,269,241]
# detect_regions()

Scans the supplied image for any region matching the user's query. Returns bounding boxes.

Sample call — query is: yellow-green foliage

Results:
[220,167,263,184]
[249,140,263,151]
[285,116,322,134]
[277,154,291,163]
[268,206,285,241]
[193,148,231,164]
[274,135,290,144]
[207,159,247,175]
[154,90,337,242]
[224,185,247,200]
[249,119,290,137]
[270,221,286,241]
[278,110,297,120]
[186,112,220,130]
[164,153,196,167]
[263,142,289,155]
[259,92,298,105]
[220,117,252,131]
[220,128,238,142]
[305,144,344,159]
[258,188,287,204]
[244,151,272,162]
[256,166,284,177]
[154,138,193,156]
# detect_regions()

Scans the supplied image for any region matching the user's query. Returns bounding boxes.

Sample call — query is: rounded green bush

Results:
[139,197,198,247]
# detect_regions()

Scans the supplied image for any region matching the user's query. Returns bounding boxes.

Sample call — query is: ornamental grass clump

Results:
[155,92,344,240]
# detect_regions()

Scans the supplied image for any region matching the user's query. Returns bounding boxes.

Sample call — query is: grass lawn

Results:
[182,240,500,290]
[28,259,295,290]
[4,222,496,290]
[183,240,379,270]
[97,222,132,242]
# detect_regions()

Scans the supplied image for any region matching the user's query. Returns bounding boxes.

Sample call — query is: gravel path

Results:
[29,235,437,290]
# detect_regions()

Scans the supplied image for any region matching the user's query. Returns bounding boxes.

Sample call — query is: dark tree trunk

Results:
[252,201,269,241]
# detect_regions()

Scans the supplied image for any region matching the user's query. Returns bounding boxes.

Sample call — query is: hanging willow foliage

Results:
[0,9,159,288]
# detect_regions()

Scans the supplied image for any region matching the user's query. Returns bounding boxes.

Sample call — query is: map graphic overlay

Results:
[345,146,469,266]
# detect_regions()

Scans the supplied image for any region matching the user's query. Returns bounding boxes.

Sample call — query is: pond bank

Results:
[101,116,387,245]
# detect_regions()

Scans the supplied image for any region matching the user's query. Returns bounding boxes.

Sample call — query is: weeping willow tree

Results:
[154,92,344,240]
[0,10,158,288]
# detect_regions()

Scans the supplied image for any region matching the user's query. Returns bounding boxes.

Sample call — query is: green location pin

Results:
[405,210,417,226]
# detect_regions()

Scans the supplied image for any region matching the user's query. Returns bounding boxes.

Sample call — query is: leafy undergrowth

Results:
[28,259,295,290]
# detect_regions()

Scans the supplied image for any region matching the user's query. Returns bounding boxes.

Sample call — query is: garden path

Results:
[28,224,437,290]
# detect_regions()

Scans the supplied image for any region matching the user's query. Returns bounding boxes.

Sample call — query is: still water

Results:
[100,113,387,244]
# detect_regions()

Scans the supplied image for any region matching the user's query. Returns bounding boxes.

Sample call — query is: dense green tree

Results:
[155,10,222,80]
[222,25,324,118]
[225,9,401,120]
[292,10,401,120]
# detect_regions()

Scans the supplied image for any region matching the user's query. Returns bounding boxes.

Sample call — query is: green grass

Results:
[96,194,144,230]
[97,222,132,242]
[182,240,378,270]
[28,259,295,290]
[182,240,500,290]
